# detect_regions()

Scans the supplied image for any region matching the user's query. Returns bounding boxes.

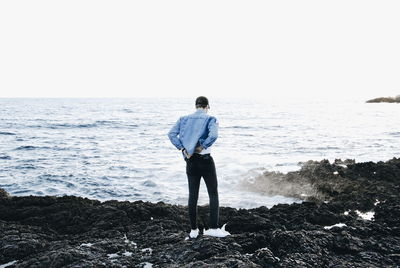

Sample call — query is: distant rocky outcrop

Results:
[0,188,9,199]
[366,95,400,103]
[1,158,400,267]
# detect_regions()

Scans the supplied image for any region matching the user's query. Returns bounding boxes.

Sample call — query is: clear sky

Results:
[0,1,399,100]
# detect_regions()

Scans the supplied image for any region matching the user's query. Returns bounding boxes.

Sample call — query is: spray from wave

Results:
[240,170,317,200]
[239,159,357,202]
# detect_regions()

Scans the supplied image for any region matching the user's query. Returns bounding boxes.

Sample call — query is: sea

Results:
[0,98,399,208]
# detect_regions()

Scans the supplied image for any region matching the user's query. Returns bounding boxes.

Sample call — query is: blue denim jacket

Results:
[168,109,218,157]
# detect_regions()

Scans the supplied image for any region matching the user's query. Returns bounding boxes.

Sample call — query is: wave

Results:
[122,108,134,113]
[95,120,116,125]
[14,145,38,150]
[12,189,33,195]
[15,164,37,170]
[49,123,98,129]
[25,123,98,129]
[0,131,16,135]
[142,180,157,187]
[14,145,71,151]
[91,189,138,199]
[237,134,254,137]
[389,132,400,137]
[26,121,126,129]
[38,174,76,188]
[0,155,11,160]
[315,146,340,150]
[224,126,253,129]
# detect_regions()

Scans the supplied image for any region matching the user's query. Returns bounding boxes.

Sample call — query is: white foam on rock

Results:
[356,210,374,220]
[343,209,375,220]
[107,253,119,259]
[141,248,153,255]
[374,199,380,206]
[122,251,133,257]
[123,234,137,248]
[80,243,93,247]
[324,223,347,229]
[141,262,153,268]
[0,261,17,268]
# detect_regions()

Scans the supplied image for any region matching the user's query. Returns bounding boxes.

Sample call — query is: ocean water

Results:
[0,98,399,208]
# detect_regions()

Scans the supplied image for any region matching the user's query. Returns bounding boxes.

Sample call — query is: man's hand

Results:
[182,148,192,159]
[195,146,203,153]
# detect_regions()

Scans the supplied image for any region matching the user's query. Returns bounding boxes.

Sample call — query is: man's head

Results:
[195,96,210,109]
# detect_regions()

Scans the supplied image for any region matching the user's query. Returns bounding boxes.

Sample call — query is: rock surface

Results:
[0,188,9,199]
[1,158,400,267]
[366,96,400,103]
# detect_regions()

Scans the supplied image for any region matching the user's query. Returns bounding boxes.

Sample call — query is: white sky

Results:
[0,1,399,100]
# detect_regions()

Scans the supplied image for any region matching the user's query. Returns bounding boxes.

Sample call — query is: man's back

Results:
[168,109,218,156]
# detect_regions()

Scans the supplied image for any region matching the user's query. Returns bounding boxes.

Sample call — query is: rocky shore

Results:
[1,158,400,267]
[366,96,400,103]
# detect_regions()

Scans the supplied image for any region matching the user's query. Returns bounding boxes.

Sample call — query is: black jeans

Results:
[185,154,219,229]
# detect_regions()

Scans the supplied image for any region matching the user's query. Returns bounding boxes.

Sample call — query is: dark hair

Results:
[195,96,209,108]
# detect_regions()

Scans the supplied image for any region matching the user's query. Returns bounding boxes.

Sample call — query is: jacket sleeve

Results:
[199,117,218,150]
[167,117,184,150]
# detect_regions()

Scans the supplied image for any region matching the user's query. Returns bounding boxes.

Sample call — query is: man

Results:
[168,96,230,238]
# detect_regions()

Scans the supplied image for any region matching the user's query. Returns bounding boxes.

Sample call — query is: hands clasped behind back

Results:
[182,146,203,159]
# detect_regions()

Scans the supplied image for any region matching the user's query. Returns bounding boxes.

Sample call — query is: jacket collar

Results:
[195,108,207,114]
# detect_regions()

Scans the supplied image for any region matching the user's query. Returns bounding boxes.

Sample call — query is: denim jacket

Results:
[168,109,218,157]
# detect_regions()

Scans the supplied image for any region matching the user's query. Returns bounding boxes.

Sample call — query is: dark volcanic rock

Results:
[0,188,9,199]
[366,96,400,103]
[1,157,400,267]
